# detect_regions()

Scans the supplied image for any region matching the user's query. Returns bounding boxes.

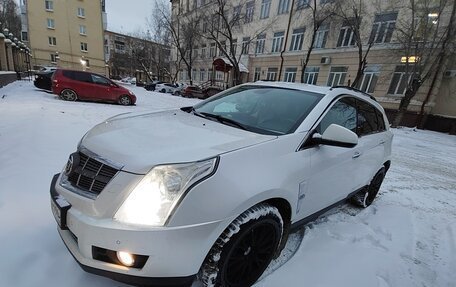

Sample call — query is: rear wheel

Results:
[118,95,132,106]
[200,204,283,287]
[160,88,166,93]
[350,168,386,208]
[60,89,77,101]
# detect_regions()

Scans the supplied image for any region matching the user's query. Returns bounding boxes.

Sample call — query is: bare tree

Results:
[298,0,334,83]
[392,0,456,127]
[0,0,21,36]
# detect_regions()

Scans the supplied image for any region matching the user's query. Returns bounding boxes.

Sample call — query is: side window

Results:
[317,98,357,134]
[357,100,379,136]
[375,109,386,131]
[91,74,110,86]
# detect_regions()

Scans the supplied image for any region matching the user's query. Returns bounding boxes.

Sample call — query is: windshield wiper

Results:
[200,112,248,131]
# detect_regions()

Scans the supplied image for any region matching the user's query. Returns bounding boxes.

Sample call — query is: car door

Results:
[354,100,386,187]
[89,74,115,101]
[71,71,93,99]
[299,97,362,217]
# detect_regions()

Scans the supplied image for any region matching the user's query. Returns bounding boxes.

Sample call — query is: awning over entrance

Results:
[213,57,249,73]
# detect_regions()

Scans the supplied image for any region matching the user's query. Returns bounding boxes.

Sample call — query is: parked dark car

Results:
[144,81,163,91]
[34,71,54,91]
[183,86,223,99]
[51,69,136,105]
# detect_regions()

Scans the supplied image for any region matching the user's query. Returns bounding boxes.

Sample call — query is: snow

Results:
[0,81,455,287]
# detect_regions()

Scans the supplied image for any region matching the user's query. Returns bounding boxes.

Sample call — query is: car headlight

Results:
[114,158,218,226]
[128,90,134,95]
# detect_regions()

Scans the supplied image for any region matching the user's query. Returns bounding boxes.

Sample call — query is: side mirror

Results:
[312,124,358,148]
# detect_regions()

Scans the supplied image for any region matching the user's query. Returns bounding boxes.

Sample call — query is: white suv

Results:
[50,82,393,287]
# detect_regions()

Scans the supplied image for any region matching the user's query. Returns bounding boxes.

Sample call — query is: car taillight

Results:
[53,79,58,83]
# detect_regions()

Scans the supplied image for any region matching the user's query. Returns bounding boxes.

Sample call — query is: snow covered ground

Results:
[0,80,455,287]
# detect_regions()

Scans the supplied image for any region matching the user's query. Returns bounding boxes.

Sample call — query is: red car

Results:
[52,69,136,105]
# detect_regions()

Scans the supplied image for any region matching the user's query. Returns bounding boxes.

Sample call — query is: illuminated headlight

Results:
[114,158,218,226]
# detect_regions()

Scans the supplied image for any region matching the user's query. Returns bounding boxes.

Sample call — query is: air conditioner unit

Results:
[443,70,456,78]
[321,56,331,65]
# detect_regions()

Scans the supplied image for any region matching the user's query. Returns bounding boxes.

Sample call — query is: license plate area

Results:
[51,195,71,229]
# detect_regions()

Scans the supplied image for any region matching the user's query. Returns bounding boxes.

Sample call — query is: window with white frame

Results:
[79,25,87,35]
[254,67,261,81]
[200,69,206,82]
[245,1,255,23]
[209,43,216,57]
[77,7,85,18]
[369,12,398,44]
[327,66,348,86]
[359,65,380,93]
[304,66,320,84]
[278,0,290,14]
[21,31,28,41]
[387,65,418,95]
[219,41,226,56]
[48,36,56,46]
[193,46,199,58]
[266,67,278,81]
[255,34,266,54]
[115,39,125,52]
[290,28,305,51]
[47,18,55,29]
[314,23,329,48]
[80,42,88,52]
[284,67,297,82]
[260,0,271,19]
[201,44,206,59]
[192,69,197,81]
[337,20,356,47]
[241,37,250,54]
[50,53,57,63]
[296,0,309,10]
[233,5,242,24]
[232,39,238,55]
[45,0,53,11]
[271,31,285,53]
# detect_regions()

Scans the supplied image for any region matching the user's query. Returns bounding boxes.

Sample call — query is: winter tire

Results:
[60,89,77,101]
[350,167,386,208]
[200,203,283,287]
[160,88,166,93]
[118,95,132,106]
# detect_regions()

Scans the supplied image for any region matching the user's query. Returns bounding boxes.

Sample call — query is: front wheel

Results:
[200,203,283,287]
[118,95,132,106]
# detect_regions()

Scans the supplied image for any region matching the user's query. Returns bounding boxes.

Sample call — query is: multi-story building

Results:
[171,0,456,132]
[20,0,107,74]
[104,30,171,82]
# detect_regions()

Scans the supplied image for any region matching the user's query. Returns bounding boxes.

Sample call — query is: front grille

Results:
[67,152,119,196]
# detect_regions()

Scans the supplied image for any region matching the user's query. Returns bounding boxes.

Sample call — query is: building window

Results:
[193,46,199,58]
[192,69,197,81]
[233,5,242,24]
[387,65,418,95]
[50,53,57,63]
[80,42,88,52]
[271,31,285,53]
[21,31,28,41]
[245,1,255,23]
[232,39,238,55]
[255,34,266,54]
[219,41,226,56]
[327,66,348,86]
[77,7,85,18]
[304,66,319,84]
[314,23,329,48]
[254,67,261,81]
[290,28,305,51]
[369,12,398,44]
[47,18,55,29]
[241,37,250,54]
[79,25,87,35]
[278,0,290,14]
[320,0,334,4]
[209,43,216,57]
[48,36,56,46]
[201,44,206,59]
[337,20,356,47]
[200,69,206,82]
[359,65,380,93]
[45,0,53,11]
[260,0,271,19]
[115,39,125,52]
[296,0,309,10]
[266,67,278,81]
[284,67,297,82]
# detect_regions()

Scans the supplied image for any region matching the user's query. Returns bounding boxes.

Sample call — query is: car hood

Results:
[80,109,277,174]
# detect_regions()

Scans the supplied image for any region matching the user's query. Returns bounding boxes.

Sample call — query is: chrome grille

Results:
[67,152,119,195]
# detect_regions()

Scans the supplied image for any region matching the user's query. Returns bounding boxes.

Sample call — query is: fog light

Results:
[117,251,135,267]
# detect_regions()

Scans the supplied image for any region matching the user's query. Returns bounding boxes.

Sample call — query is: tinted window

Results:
[75,72,92,83]
[357,100,379,136]
[317,97,357,134]
[375,109,386,131]
[91,74,111,86]
[194,86,323,135]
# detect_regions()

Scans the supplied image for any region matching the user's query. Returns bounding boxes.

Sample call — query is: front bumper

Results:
[50,174,231,286]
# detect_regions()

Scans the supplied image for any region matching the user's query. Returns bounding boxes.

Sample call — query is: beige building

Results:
[20,0,107,75]
[171,0,456,132]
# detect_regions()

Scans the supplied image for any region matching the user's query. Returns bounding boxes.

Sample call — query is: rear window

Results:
[62,71,92,83]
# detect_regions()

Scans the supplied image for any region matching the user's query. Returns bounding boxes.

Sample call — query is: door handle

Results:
[379,140,386,145]
[352,151,362,158]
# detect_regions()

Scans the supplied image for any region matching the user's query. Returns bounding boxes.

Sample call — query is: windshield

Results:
[193,86,324,135]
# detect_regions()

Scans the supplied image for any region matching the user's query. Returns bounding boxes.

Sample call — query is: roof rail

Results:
[331,85,377,102]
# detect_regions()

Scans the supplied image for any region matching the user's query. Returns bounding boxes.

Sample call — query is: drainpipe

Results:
[278,0,296,81]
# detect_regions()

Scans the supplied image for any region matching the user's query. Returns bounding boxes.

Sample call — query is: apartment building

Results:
[19,0,107,74]
[104,30,171,82]
[171,0,456,132]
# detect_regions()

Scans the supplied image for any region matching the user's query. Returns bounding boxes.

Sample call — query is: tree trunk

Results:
[392,80,421,127]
